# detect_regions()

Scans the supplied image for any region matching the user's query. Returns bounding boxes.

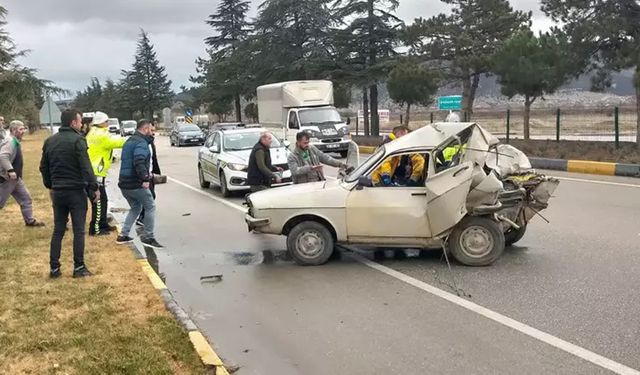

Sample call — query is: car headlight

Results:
[338,126,350,136]
[180,134,187,139]
[227,163,248,171]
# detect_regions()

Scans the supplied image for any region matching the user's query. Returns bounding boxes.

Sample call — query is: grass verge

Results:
[0,131,209,374]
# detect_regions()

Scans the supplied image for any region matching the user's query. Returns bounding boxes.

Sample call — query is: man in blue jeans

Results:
[116,119,163,249]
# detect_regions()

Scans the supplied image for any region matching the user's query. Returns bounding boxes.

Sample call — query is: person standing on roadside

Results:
[246,132,282,192]
[116,119,163,249]
[287,131,347,184]
[40,109,99,279]
[137,120,161,226]
[0,120,45,227]
[86,111,126,236]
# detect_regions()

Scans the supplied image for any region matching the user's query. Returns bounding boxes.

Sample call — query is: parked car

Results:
[198,126,292,197]
[170,124,206,147]
[120,120,136,136]
[244,122,559,266]
[107,118,120,133]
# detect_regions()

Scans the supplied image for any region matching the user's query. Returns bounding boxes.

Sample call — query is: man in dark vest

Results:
[246,132,282,192]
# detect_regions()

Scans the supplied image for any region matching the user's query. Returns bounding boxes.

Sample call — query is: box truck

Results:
[257,80,351,156]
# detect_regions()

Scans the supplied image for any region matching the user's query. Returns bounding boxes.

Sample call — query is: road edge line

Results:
[111,217,231,373]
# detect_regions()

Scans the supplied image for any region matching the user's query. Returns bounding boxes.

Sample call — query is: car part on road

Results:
[287,221,335,266]
[448,216,505,266]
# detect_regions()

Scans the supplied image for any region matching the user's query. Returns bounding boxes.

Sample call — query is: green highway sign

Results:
[438,95,463,110]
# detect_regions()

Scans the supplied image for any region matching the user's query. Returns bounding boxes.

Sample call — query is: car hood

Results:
[249,179,348,209]
[224,148,289,165]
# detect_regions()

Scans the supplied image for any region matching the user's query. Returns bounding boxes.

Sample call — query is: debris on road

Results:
[200,274,223,282]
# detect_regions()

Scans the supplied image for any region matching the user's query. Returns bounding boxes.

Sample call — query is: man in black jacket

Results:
[116,119,163,249]
[40,109,99,279]
[137,120,161,225]
[246,132,282,192]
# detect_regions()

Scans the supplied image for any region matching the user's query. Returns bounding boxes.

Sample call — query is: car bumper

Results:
[245,214,270,231]
[313,140,350,153]
[179,138,205,145]
[225,168,293,191]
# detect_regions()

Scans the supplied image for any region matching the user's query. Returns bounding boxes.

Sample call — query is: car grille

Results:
[321,138,342,143]
[274,163,289,171]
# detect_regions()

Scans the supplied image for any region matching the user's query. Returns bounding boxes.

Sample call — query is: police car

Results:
[197,125,292,197]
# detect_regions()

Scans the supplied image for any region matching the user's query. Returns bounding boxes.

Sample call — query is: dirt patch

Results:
[505,139,640,164]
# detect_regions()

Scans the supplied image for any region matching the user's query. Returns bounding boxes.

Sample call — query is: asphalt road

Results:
[109,136,640,375]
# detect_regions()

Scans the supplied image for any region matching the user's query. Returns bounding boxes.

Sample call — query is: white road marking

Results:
[167,176,246,212]
[168,174,640,375]
[551,176,640,189]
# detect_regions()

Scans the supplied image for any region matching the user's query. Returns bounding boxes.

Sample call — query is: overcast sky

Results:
[4,0,553,98]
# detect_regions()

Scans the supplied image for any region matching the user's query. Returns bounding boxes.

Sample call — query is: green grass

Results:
[0,132,209,375]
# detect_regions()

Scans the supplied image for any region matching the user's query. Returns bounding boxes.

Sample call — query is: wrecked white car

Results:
[244,122,559,266]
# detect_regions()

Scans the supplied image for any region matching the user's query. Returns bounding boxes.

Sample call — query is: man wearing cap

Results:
[86,111,126,236]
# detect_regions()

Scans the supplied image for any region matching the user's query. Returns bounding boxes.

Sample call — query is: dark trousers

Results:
[139,180,155,221]
[89,181,108,234]
[50,189,88,270]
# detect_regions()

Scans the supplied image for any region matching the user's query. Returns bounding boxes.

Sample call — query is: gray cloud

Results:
[4,0,551,96]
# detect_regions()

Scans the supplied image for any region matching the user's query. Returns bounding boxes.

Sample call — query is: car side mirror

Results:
[283,140,291,148]
[356,176,372,190]
[346,117,351,125]
[209,145,220,153]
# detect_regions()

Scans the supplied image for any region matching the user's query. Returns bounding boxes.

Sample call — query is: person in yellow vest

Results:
[371,126,425,186]
[87,111,126,235]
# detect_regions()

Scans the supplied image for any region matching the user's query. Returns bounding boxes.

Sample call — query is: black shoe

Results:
[73,266,93,278]
[90,230,111,236]
[26,219,45,227]
[141,237,164,249]
[135,219,145,227]
[116,235,134,244]
[50,268,61,279]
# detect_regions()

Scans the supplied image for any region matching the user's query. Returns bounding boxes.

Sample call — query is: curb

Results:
[114,222,230,374]
[354,145,640,178]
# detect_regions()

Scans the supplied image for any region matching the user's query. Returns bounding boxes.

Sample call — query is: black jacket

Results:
[119,132,152,190]
[40,126,98,194]
[247,141,275,186]
[150,137,161,175]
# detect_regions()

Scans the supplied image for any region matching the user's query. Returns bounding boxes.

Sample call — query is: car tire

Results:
[219,170,231,197]
[448,216,505,266]
[198,165,210,188]
[287,221,334,266]
[504,218,527,246]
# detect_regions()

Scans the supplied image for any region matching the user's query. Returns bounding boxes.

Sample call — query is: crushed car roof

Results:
[384,122,499,153]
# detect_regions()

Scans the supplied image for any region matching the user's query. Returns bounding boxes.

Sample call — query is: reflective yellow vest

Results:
[87,127,126,177]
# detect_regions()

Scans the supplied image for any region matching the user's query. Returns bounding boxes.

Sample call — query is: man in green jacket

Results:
[86,111,126,235]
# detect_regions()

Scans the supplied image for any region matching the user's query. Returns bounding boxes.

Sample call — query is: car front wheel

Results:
[198,165,210,188]
[448,216,505,266]
[219,170,231,197]
[287,221,334,266]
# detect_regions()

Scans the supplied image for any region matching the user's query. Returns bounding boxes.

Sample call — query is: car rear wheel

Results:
[287,221,334,266]
[219,170,231,197]
[198,165,210,188]
[448,216,505,266]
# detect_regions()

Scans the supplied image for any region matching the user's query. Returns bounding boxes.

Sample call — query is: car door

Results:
[209,133,222,183]
[425,161,474,237]
[345,152,431,243]
[201,134,215,177]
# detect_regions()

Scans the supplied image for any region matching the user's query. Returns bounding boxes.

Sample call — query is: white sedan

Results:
[198,127,292,197]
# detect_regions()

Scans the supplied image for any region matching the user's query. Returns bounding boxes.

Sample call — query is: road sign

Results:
[438,95,463,111]
[185,110,193,116]
[185,109,193,123]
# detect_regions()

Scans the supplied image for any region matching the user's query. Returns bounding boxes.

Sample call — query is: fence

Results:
[349,106,638,148]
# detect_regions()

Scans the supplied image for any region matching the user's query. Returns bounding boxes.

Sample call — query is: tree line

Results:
[2,1,639,144]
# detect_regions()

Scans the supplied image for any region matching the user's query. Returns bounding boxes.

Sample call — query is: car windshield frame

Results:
[223,132,281,151]
[122,121,136,128]
[344,147,385,183]
[179,125,201,132]
[107,119,119,125]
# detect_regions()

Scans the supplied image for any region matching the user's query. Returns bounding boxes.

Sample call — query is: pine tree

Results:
[204,0,251,121]
[387,58,439,126]
[121,30,173,120]
[412,0,530,118]
[333,0,402,136]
